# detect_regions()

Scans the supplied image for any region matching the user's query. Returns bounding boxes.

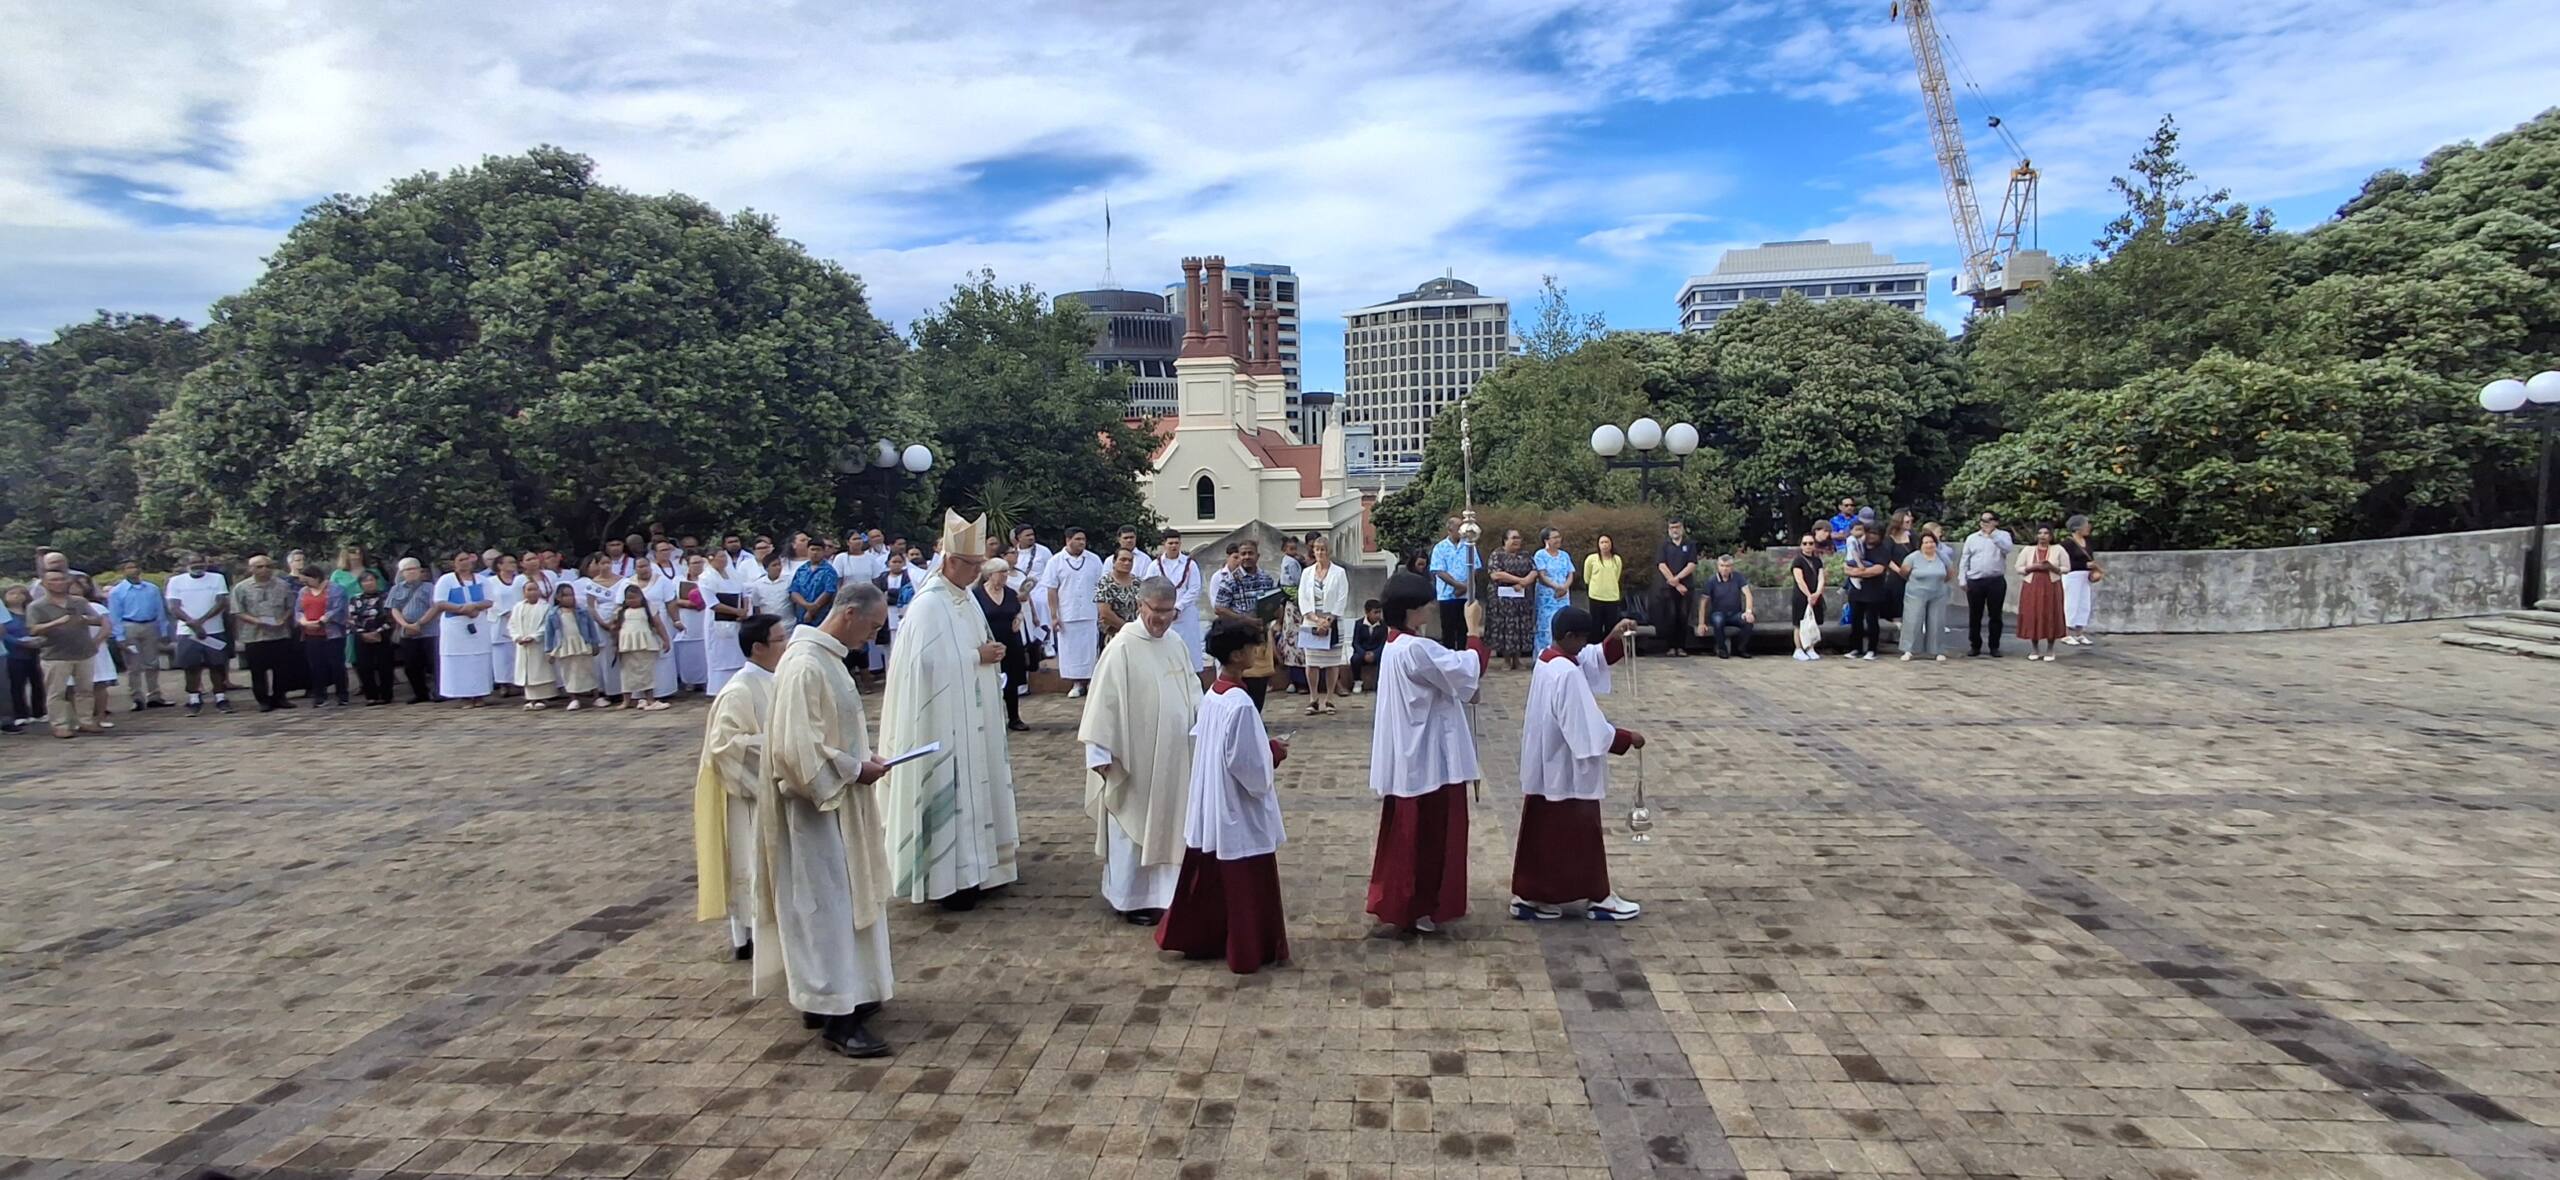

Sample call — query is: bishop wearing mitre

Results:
[693,614,789,961]
[1076,576,1195,926]
[760,584,896,1058]
[880,511,1022,912]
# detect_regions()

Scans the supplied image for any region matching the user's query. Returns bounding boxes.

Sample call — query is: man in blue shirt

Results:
[108,559,173,711]
[1827,496,1861,541]
[1427,515,1481,651]
[788,536,841,626]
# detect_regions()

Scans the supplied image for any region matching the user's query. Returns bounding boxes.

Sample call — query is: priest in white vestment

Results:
[880,512,1021,911]
[1366,571,1486,934]
[1075,577,1195,925]
[694,615,787,958]
[1156,618,1292,974]
[1047,529,1105,695]
[759,583,897,1058]
[1008,525,1053,671]
[1510,606,1643,922]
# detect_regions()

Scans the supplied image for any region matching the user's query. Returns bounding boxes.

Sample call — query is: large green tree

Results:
[0,313,202,570]
[1948,109,2559,546]
[905,274,1157,540]
[136,146,903,559]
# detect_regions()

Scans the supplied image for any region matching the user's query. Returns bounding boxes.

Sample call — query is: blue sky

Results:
[4,0,2555,394]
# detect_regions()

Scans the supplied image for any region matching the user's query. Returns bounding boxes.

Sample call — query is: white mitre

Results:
[939,510,989,559]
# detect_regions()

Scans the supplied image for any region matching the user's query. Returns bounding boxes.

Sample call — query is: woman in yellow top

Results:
[1582,533,1626,635]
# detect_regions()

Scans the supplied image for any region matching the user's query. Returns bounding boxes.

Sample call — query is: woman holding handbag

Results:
[1296,536,1350,715]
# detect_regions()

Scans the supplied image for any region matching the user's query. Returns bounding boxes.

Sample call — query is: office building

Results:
[1061,288,1182,416]
[1295,390,1337,448]
[1342,275,1509,467]
[1674,240,1931,332]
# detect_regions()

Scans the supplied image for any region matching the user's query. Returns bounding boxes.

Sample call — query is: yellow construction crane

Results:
[1891,0,2050,314]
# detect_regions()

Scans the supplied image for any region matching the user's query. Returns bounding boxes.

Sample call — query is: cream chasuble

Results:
[1077,625,1199,865]
[758,629,894,1014]
[879,572,1021,902]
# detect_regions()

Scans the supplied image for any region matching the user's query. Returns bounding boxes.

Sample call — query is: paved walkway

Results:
[2,624,2556,1180]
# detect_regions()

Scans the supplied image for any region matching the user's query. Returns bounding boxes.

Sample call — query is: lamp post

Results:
[2481,372,2560,607]
[836,439,935,540]
[1589,417,1700,504]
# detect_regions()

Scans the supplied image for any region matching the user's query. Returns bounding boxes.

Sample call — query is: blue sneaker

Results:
[1509,898,1563,921]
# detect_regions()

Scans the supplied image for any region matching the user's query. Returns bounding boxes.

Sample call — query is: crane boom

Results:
[1893,0,1994,298]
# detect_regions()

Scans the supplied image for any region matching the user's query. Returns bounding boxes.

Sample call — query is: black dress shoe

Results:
[1006,719,1029,732]
[853,1001,882,1019]
[802,1011,825,1030]
[148,698,175,708]
[129,701,147,713]
[938,888,981,913]
[272,700,297,710]
[733,940,753,962]
[1122,909,1164,927]
[822,1015,891,1059]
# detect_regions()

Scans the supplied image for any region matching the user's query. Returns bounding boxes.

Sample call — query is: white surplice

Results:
[1185,684,1284,860]
[879,573,1021,903]
[1369,633,1482,798]
[1150,552,1207,671]
[757,630,894,1014]
[694,662,773,949]
[1521,651,1619,802]
[486,573,523,685]
[1077,626,1197,910]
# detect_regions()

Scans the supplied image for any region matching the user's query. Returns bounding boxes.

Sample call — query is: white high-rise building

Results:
[1342,276,1510,468]
[1675,239,1930,332]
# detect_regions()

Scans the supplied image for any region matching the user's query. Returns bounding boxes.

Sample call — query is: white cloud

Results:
[0,0,2554,388]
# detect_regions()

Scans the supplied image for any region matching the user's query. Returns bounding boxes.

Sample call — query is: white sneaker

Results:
[1899,652,1912,662]
[1509,897,1564,921]
[1792,649,1808,661]
[1808,651,1822,661]
[1413,916,1439,934]
[1861,652,1877,661]
[1067,685,1085,698]
[1935,654,1947,662]
[1587,895,1642,922]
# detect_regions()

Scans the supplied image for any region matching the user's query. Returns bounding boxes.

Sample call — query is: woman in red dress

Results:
[2013,525,2069,660]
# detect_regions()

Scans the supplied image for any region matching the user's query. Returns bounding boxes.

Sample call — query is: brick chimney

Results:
[1178,257,1208,358]
[1202,256,1229,353]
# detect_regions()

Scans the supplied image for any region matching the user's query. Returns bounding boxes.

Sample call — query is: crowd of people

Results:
[689,508,1652,1060]
[1408,498,2106,669]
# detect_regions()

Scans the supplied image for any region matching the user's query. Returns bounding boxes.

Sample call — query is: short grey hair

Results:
[836,581,887,618]
[1136,575,1177,605]
[395,557,423,573]
[2065,514,2090,533]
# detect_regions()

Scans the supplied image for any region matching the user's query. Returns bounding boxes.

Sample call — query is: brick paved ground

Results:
[3,623,2556,1180]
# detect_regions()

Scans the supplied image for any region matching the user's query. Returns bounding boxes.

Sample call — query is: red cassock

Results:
[1157,736,1290,974]
[1368,782,1471,928]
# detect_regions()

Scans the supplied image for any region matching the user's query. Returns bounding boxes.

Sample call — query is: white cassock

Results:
[432,572,496,699]
[1150,553,1208,671]
[880,572,1021,903]
[1186,683,1285,859]
[702,569,747,695]
[577,576,623,695]
[695,662,773,951]
[1048,550,1105,679]
[641,576,681,697]
[673,577,708,689]
[758,629,894,1014]
[1522,651,1619,802]
[1371,633,1483,798]
[486,574,523,685]
[1075,625,1197,912]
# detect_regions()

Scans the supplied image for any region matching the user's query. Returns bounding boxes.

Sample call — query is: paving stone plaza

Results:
[4,624,2557,1180]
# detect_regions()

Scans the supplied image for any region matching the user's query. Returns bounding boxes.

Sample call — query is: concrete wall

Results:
[1736,526,2554,635]
[2079,526,2557,634]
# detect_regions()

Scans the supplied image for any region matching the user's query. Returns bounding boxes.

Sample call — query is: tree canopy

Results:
[134,147,904,560]
[908,275,1158,541]
[0,313,202,568]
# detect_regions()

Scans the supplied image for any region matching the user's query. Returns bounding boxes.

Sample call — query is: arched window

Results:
[1194,475,1217,521]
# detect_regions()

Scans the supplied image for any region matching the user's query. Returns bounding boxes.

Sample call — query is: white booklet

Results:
[879,741,943,769]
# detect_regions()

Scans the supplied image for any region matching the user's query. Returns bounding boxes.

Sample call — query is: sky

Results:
[5,0,2557,393]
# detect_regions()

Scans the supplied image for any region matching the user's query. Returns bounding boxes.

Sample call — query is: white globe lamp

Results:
[2527,370,2560,405]
[1627,417,1664,452]
[1665,421,1699,456]
[2481,379,2529,413]
[900,444,934,474]
[1590,424,1627,458]
[872,439,900,468]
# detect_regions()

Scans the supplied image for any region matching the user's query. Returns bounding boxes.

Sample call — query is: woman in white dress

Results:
[1295,537,1351,716]
[486,554,524,697]
[672,554,710,691]
[431,553,497,705]
[630,559,681,700]
[700,551,748,695]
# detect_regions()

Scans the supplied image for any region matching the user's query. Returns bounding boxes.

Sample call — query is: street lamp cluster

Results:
[1590,417,1699,504]
[2479,372,2560,607]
